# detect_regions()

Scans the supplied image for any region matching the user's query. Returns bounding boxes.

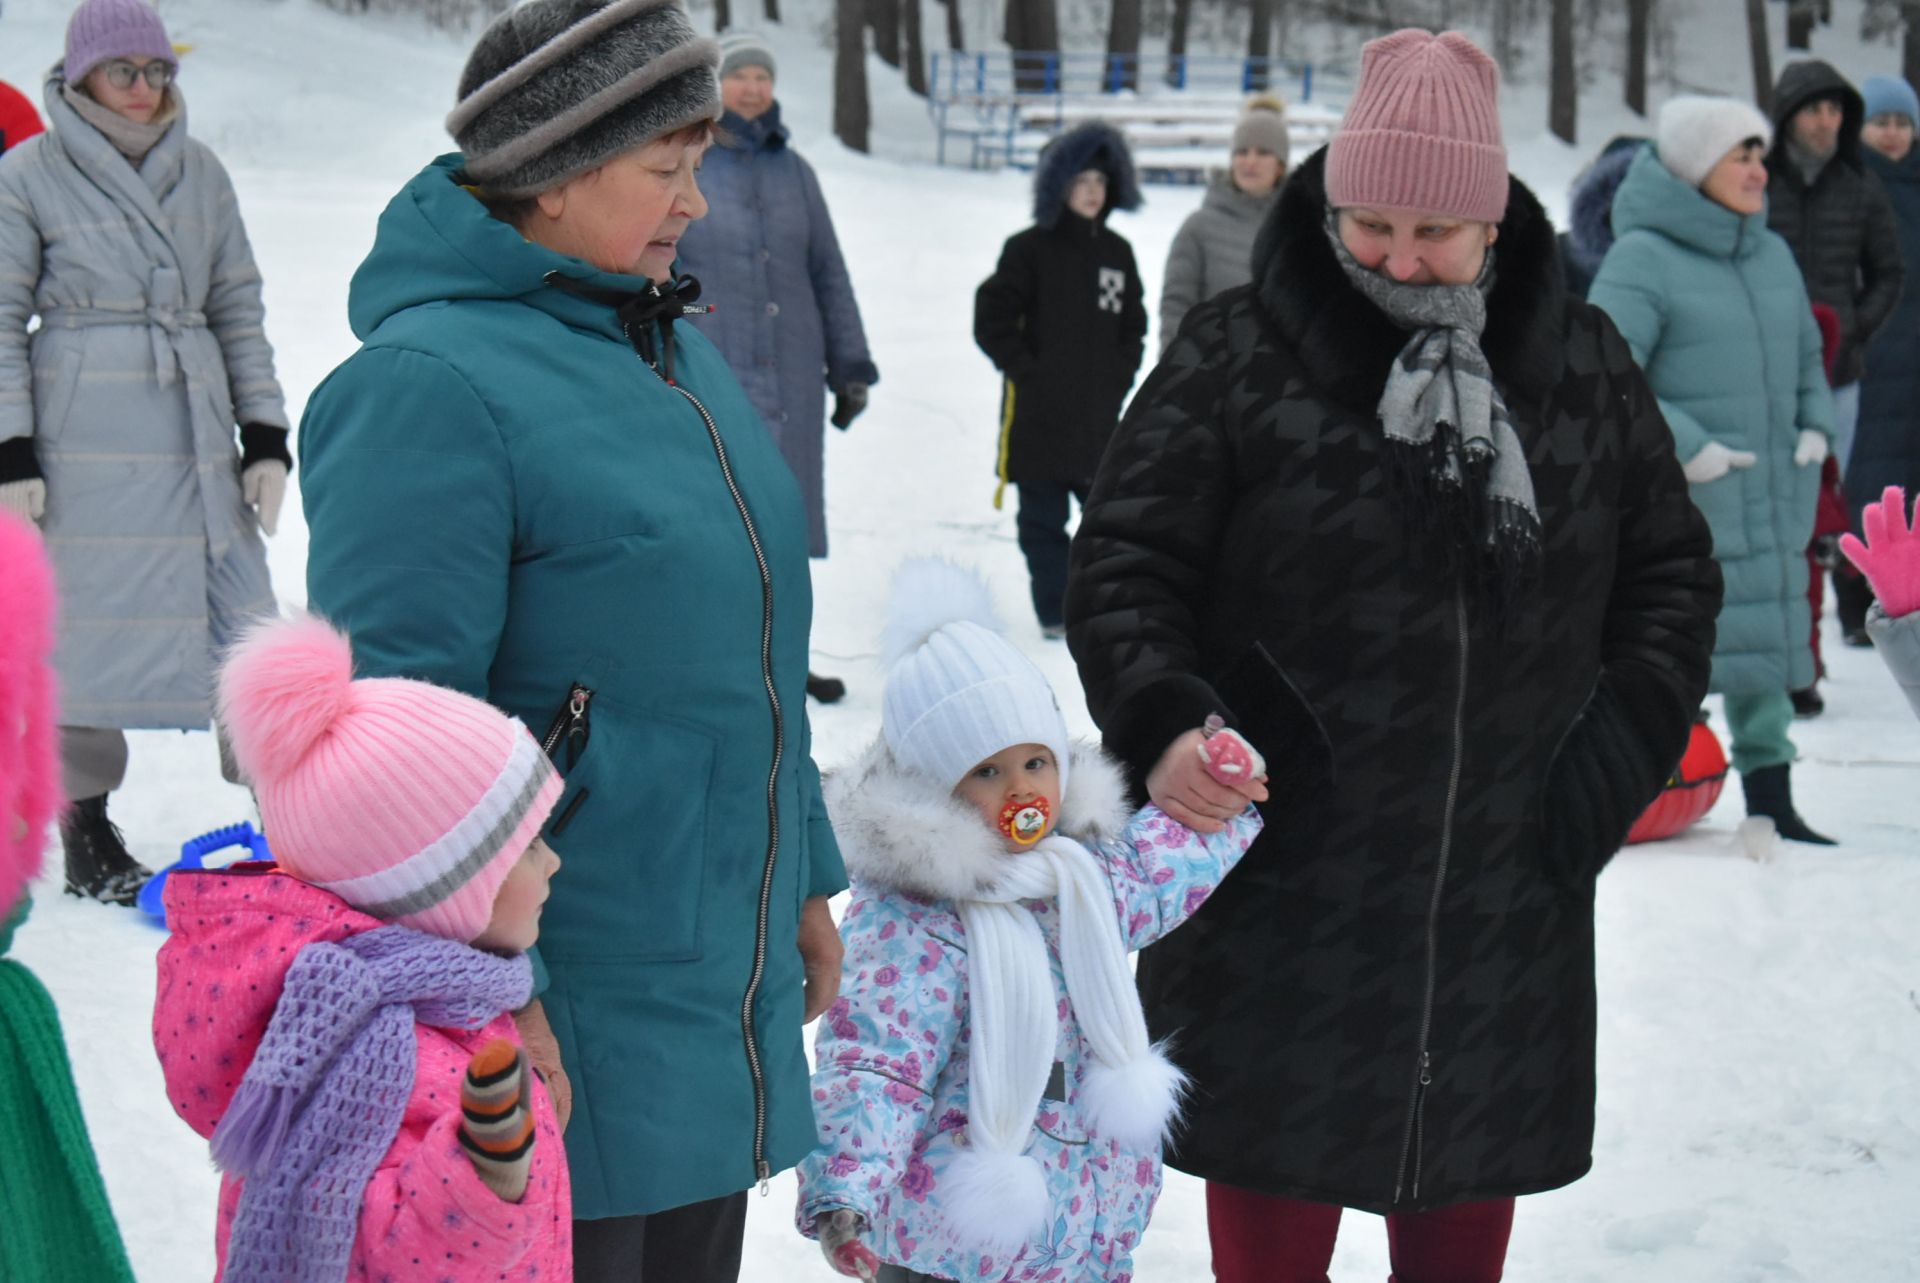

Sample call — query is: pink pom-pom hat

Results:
[217,614,562,943]
[1325,28,1509,225]
[0,513,63,918]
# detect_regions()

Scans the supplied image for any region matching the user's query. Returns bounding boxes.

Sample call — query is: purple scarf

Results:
[208,926,532,1283]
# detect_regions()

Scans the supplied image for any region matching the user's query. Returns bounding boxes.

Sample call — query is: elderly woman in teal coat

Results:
[1590,95,1836,844]
[299,3,847,1280]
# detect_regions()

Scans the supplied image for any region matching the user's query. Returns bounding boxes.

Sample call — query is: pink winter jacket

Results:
[152,866,571,1281]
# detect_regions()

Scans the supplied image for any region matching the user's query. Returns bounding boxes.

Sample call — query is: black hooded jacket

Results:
[1064,149,1721,1212]
[1766,60,1905,385]
[973,122,1149,488]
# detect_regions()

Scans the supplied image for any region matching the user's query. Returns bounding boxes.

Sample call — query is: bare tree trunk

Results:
[943,0,964,50]
[1905,2,1920,87]
[1491,0,1517,76]
[835,0,869,152]
[715,0,731,33]
[1625,0,1650,117]
[1167,0,1192,86]
[1108,0,1142,91]
[1787,0,1814,49]
[903,0,928,95]
[1005,0,1061,94]
[1247,0,1273,91]
[763,0,780,23]
[1550,0,1576,144]
[1748,0,1773,114]
[871,0,901,68]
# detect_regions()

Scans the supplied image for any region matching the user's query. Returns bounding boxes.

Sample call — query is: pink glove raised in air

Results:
[1840,485,1920,617]
[817,1209,881,1280]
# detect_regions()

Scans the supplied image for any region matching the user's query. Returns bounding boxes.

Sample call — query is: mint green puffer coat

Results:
[300,155,847,1220]
[1589,146,1832,694]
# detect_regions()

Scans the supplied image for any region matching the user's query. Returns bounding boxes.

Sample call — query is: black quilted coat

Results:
[1065,149,1722,1213]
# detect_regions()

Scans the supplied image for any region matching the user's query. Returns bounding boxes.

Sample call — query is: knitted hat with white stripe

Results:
[217,614,562,944]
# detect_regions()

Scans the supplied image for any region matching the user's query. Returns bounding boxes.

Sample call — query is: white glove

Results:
[242,459,287,537]
[0,478,46,524]
[1794,429,1830,468]
[1682,442,1759,484]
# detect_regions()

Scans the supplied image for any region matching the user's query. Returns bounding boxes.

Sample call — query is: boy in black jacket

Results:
[974,121,1147,638]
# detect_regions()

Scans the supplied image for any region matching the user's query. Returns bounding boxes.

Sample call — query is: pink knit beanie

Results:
[63,0,177,86]
[1325,28,1509,224]
[217,615,562,944]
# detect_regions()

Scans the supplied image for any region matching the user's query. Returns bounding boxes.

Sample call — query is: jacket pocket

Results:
[538,690,717,965]
[1686,468,1748,559]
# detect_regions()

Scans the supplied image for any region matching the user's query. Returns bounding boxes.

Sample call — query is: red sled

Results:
[1625,715,1728,844]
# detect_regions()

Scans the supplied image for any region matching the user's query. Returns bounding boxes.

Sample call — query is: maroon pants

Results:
[1207,1182,1516,1283]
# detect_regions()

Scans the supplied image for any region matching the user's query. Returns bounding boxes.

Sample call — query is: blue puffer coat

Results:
[300,155,848,1220]
[1589,147,1833,695]
[1851,145,1920,530]
[675,103,878,557]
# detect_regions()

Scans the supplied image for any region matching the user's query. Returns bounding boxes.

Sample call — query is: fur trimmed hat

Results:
[879,560,1071,796]
[217,614,563,944]
[448,0,720,200]
[1655,95,1772,188]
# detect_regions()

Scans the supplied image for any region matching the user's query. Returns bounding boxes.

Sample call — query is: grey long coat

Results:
[0,79,283,729]
[1158,172,1277,353]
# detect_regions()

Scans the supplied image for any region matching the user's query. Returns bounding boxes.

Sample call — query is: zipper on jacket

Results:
[1393,586,1470,1205]
[634,327,786,1194]
[540,684,595,769]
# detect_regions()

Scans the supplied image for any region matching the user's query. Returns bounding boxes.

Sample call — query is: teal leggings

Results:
[1723,688,1797,775]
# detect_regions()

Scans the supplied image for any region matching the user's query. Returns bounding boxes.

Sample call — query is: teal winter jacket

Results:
[300,155,848,1219]
[1588,147,1832,695]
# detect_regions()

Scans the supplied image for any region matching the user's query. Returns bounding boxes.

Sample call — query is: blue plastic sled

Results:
[137,822,274,928]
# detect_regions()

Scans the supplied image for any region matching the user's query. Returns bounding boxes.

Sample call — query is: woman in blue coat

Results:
[298,4,847,1280]
[1589,96,1836,843]
[675,32,878,704]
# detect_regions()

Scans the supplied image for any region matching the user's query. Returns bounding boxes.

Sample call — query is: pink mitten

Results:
[1840,486,1920,617]
[1197,714,1267,786]
[817,1209,881,1280]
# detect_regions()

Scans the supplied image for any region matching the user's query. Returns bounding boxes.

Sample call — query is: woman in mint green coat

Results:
[1589,96,1836,843]
[298,3,846,1278]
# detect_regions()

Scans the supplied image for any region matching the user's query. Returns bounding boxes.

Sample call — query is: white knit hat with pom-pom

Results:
[879,559,1070,794]
[217,613,563,943]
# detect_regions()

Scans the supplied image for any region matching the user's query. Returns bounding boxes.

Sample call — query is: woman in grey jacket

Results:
[1158,98,1288,352]
[0,0,288,903]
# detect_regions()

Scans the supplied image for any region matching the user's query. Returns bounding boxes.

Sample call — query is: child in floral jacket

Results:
[797,561,1267,1283]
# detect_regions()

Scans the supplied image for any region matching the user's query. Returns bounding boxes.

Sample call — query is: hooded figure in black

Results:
[973,121,1147,635]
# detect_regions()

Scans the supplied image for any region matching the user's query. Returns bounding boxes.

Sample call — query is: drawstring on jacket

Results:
[542,271,712,383]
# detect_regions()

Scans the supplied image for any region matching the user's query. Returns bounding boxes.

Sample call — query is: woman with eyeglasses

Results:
[0,0,290,904]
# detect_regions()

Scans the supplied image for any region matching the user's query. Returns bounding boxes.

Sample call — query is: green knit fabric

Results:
[0,897,137,1283]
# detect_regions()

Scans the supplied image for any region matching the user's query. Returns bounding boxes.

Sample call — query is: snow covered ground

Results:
[3,0,1917,1277]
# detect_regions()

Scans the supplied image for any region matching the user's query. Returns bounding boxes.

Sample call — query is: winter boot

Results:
[61,794,152,905]
[1741,764,1836,846]
[1789,685,1825,719]
[805,671,847,704]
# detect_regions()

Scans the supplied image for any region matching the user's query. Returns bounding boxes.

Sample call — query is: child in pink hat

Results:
[151,613,571,1283]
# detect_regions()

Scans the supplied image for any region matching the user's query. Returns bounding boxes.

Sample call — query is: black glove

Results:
[830,382,869,430]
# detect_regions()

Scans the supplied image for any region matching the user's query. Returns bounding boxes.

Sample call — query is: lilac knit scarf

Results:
[209,926,532,1283]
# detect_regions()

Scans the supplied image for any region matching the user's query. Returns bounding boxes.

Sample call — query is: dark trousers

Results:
[573,1191,749,1283]
[1206,1181,1516,1283]
[1015,482,1089,627]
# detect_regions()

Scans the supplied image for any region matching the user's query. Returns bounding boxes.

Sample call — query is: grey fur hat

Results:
[448,0,721,200]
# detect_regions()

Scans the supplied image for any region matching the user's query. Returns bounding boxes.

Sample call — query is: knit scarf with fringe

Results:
[946,833,1185,1252]
[209,926,532,1283]
[1324,209,1542,615]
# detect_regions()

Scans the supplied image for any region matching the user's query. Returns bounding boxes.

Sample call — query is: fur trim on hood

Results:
[825,738,1133,902]
[1032,120,1143,230]
[1563,137,1644,282]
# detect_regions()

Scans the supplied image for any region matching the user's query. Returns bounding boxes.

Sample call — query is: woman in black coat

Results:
[1065,30,1721,1282]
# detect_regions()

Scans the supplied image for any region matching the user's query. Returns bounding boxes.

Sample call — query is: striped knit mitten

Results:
[458,1039,535,1203]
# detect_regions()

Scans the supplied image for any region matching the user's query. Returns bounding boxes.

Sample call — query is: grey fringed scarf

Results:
[1325,211,1542,610]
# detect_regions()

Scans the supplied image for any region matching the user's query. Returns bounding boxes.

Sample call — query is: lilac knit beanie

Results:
[1326,28,1508,224]
[63,0,177,85]
[217,614,563,944]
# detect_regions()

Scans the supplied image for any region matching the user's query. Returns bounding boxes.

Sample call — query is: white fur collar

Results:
[823,738,1133,902]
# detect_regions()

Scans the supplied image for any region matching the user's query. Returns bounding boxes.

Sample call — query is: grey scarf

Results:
[1324,211,1542,610]
[61,82,177,165]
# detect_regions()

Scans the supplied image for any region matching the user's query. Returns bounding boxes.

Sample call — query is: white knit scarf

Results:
[945,834,1186,1252]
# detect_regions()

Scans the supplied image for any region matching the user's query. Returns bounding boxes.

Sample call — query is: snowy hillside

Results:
[2,0,1917,1278]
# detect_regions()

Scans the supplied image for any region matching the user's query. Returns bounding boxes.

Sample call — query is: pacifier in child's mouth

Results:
[999,796,1052,846]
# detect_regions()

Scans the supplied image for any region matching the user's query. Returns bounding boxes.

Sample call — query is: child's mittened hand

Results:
[816,1209,881,1280]
[1198,714,1268,788]
[1841,485,1920,617]
[458,1039,536,1203]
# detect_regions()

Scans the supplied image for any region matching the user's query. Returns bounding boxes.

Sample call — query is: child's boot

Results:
[61,794,150,906]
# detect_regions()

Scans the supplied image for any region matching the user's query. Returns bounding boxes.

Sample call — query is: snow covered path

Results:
[3,0,1917,1277]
